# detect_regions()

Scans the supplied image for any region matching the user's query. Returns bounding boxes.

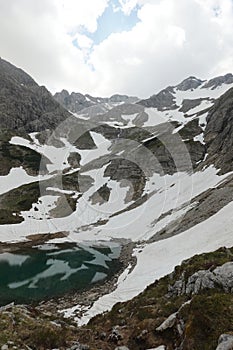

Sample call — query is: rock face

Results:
[0,58,71,132]
[204,87,233,173]
[104,158,146,201]
[179,98,209,113]
[202,73,233,90]
[138,86,178,110]
[176,76,204,91]
[54,89,94,113]
[168,262,233,296]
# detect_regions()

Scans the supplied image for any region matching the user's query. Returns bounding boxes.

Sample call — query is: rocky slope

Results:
[74,246,233,350]
[0,58,71,132]
[138,74,233,111]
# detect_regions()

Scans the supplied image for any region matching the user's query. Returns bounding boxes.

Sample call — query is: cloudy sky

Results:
[0,0,233,97]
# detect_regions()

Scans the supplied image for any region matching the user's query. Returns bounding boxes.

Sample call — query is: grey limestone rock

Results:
[156,312,177,332]
[168,262,233,296]
[216,334,233,350]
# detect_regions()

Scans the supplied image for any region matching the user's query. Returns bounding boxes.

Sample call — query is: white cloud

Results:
[118,0,139,15]
[74,34,93,49]
[57,0,109,33]
[0,0,232,97]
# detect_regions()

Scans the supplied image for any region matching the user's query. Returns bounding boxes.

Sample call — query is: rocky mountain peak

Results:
[0,57,37,88]
[54,90,139,114]
[202,73,233,90]
[176,76,204,91]
[109,94,139,104]
[0,58,71,132]
[137,86,177,110]
[57,89,69,98]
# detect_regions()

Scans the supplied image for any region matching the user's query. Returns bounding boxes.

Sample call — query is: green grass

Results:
[85,247,233,350]
[0,182,40,224]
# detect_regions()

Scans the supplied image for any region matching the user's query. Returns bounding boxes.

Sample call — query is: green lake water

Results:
[0,242,121,305]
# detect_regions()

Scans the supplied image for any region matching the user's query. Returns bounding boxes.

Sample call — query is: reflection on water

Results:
[0,242,121,305]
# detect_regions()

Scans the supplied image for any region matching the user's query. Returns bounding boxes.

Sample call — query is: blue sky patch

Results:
[75,0,140,49]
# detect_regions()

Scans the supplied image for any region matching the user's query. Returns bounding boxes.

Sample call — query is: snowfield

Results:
[65,200,233,324]
[0,166,229,243]
[0,167,51,196]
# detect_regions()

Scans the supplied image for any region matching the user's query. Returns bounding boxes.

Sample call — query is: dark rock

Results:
[176,76,204,91]
[179,98,209,113]
[178,118,203,139]
[104,158,146,201]
[54,90,94,113]
[108,326,123,343]
[67,152,81,168]
[89,183,112,205]
[202,73,233,90]
[54,90,138,114]
[204,87,233,173]
[138,86,178,111]
[99,332,107,340]
[0,58,71,132]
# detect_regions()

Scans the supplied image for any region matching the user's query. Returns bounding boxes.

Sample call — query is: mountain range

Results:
[0,57,233,349]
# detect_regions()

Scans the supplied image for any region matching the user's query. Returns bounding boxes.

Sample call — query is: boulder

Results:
[216,334,233,350]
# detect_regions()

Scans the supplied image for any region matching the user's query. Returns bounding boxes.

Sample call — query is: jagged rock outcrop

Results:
[104,158,146,201]
[54,89,94,113]
[0,58,71,132]
[168,262,233,296]
[179,98,210,113]
[138,86,178,111]
[137,76,205,110]
[176,76,204,91]
[204,87,233,173]
[54,90,138,114]
[202,73,233,90]
[156,312,177,331]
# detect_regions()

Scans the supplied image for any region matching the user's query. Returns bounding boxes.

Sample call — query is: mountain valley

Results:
[0,58,233,349]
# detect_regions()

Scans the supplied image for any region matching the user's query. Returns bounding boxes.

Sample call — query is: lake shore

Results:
[0,234,137,323]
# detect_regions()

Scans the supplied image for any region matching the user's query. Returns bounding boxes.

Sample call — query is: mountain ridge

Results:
[0,57,71,132]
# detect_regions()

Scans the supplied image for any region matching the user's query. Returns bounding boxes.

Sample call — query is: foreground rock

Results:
[216,334,233,350]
